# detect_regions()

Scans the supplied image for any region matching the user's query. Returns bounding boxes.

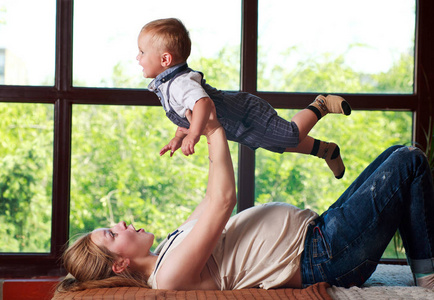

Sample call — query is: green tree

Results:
[0,46,414,257]
[370,52,414,93]
[0,103,53,252]
[70,105,238,247]
[255,51,412,258]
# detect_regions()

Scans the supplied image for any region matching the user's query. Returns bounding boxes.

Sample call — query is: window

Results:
[255,110,413,208]
[73,0,241,89]
[255,110,412,259]
[0,0,56,86]
[70,105,238,246]
[0,103,54,253]
[0,48,5,83]
[0,0,432,277]
[254,0,416,259]
[69,0,241,249]
[258,0,416,94]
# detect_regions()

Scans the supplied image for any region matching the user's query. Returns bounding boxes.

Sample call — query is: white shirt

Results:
[155,71,209,118]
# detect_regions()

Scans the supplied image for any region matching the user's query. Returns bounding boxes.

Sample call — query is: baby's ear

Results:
[161,52,173,67]
[112,257,130,274]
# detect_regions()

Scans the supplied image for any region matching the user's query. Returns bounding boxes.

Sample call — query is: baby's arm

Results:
[159,127,187,157]
[181,97,214,156]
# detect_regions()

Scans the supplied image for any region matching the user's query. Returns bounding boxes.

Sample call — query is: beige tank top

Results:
[148,202,318,290]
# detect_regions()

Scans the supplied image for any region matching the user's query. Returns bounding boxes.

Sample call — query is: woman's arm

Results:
[156,110,236,290]
[177,106,225,226]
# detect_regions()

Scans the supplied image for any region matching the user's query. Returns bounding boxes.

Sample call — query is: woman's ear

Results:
[112,257,130,274]
[161,52,173,67]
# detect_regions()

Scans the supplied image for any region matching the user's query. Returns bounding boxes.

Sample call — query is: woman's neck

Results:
[133,252,159,280]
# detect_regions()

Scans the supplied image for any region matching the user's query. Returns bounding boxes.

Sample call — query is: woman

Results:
[56,108,434,293]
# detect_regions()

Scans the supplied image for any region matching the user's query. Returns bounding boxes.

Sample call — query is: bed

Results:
[51,264,434,299]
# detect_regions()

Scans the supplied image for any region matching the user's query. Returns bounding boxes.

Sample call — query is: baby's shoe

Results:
[310,95,352,118]
[318,142,345,179]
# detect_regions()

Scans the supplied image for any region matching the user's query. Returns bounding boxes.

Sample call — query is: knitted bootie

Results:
[315,141,345,179]
[309,95,352,119]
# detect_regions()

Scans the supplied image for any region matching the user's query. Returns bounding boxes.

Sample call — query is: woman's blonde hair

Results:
[55,233,149,294]
[141,18,191,63]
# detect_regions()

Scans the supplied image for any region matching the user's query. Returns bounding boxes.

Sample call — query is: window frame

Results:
[0,0,432,277]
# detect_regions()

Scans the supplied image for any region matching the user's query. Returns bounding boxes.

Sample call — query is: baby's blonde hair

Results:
[141,18,191,63]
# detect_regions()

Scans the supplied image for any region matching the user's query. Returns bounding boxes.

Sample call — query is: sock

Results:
[307,105,323,121]
[310,139,321,156]
[311,139,345,179]
[308,95,352,119]
[415,272,434,289]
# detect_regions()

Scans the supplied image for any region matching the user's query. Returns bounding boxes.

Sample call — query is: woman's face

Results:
[91,221,155,261]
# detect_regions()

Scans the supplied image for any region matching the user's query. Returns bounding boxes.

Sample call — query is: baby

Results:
[137,18,351,179]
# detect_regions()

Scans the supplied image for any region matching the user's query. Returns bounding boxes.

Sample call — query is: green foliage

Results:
[70,105,238,248]
[256,110,412,212]
[370,52,414,93]
[190,46,240,90]
[0,103,53,252]
[0,6,6,25]
[0,46,415,258]
[255,110,411,259]
[258,48,414,94]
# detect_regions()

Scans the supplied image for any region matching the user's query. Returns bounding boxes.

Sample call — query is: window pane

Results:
[70,105,238,249]
[0,0,56,86]
[255,109,412,259]
[258,0,416,93]
[73,0,241,90]
[0,103,54,252]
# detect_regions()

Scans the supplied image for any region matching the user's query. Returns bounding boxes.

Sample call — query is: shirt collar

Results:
[148,63,189,91]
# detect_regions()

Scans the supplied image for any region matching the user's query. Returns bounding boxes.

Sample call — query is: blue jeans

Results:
[300,145,434,287]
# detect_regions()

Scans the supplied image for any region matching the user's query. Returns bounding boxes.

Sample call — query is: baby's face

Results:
[136,31,166,78]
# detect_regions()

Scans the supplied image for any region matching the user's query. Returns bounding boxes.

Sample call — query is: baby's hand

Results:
[181,133,200,156]
[160,136,183,157]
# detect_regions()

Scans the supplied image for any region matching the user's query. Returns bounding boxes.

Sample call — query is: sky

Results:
[0,0,416,86]
[259,0,415,74]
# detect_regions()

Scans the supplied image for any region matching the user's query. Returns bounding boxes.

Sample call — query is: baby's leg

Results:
[291,109,318,141]
[312,139,345,179]
[291,94,351,139]
[289,104,346,179]
[285,136,314,154]
[286,136,345,179]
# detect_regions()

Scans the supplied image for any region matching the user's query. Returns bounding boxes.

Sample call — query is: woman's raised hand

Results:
[181,107,221,138]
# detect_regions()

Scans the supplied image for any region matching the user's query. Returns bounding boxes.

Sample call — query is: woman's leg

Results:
[398,149,434,287]
[328,145,404,209]
[301,146,434,287]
